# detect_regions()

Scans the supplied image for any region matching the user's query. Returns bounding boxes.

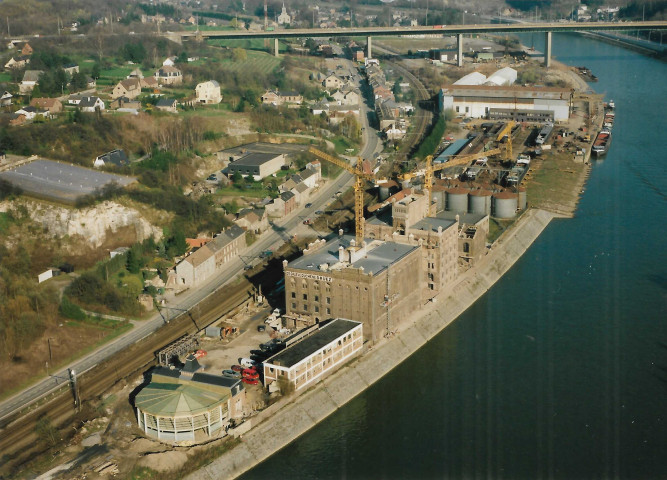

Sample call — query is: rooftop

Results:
[441,84,571,100]
[287,235,418,276]
[233,152,282,167]
[410,216,456,233]
[265,319,361,368]
[436,210,487,226]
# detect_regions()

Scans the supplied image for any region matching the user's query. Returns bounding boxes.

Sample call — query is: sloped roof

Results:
[22,70,43,82]
[79,96,102,107]
[156,98,177,107]
[135,382,227,417]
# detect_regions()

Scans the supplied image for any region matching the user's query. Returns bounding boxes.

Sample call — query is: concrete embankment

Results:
[186,208,559,480]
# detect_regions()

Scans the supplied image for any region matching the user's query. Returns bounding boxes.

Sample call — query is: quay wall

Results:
[186,208,559,480]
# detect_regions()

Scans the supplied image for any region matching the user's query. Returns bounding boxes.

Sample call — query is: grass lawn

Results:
[331,136,359,155]
[0,72,12,83]
[216,186,270,198]
[0,212,11,233]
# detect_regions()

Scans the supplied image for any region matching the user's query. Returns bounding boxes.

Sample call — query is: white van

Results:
[239,358,257,368]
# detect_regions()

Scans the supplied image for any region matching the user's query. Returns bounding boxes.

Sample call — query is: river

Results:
[240,33,667,479]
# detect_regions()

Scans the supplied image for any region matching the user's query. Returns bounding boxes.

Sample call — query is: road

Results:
[0,60,381,424]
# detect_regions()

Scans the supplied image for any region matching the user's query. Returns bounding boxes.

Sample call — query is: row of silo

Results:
[445,186,527,218]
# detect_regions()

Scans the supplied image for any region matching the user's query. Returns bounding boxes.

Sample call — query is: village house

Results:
[155,98,178,113]
[9,113,26,126]
[110,96,141,111]
[323,74,345,90]
[195,80,222,104]
[4,55,30,70]
[174,225,246,288]
[235,208,269,234]
[265,190,296,218]
[20,70,43,94]
[155,65,183,85]
[162,56,178,67]
[112,78,142,100]
[63,63,79,75]
[0,91,13,107]
[86,76,96,88]
[260,90,303,106]
[30,98,63,115]
[78,96,105,113]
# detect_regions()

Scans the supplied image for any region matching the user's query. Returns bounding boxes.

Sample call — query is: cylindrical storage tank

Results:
[446,187,469,214]
[468,189,492,215]
[492,191,518,219]
[518,187,527,211]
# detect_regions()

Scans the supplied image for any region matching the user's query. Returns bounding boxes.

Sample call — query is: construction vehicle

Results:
[308,147,375,248]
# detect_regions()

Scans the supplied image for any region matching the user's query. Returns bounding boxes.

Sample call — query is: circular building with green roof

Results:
[135,364,245,443]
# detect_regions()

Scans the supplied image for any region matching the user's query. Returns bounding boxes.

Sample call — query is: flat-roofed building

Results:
[263,319,363,392]
[436,211,489,268]
[283,236,423,343]
[439,85,571,121]
[228,152,286,180]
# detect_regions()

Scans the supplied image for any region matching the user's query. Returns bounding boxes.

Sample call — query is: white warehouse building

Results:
[439,85,572,122]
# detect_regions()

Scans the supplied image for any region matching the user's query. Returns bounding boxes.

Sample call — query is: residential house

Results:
[86,76,96,88]
[266,190,296,218]
[63,63,79,75]
[78,96,105,112]
[140,76,158,90]
[300,168,319,188]
[279,174,302,193]
[67,94,83,105]
[112,78,142,100]
[155,98,178,113]
[341,90,360,106]
[174,225,246,287]
[155,66,182,85]
[20,43,33,56]
[110,96,141,110]
[127,68,144,79]
[19,70,43,94]
[235,208,269,234]
[292,182,310,205]
[15,106,45,121]
[323,74,344,90]
[260,90,303,106]
[30,98,63,114]
[9,113,26,126]
[195,80,221,104]
[94,149,130,168]
[4,55,30,69]
[0,91,13,107]
[162,56,177,67]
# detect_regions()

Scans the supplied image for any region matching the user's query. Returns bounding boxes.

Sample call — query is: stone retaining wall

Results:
[186,208,558,480]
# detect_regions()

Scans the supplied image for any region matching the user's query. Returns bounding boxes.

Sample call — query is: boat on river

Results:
[592,128,612,156]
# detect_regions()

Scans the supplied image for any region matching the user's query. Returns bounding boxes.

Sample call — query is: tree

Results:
[231,48,247,62]
[35,417,59,447]
[70,71,88,91]
[91,63,101,80]
[126,247,141,274]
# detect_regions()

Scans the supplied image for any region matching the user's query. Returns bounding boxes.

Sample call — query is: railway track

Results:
[0,279,254,472]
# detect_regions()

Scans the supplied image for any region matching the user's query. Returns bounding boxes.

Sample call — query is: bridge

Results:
[168,21,667,67]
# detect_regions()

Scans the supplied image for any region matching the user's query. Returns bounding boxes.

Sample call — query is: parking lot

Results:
[0,159,136,203]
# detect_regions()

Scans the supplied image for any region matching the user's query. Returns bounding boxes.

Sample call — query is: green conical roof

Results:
[135,382,227,417]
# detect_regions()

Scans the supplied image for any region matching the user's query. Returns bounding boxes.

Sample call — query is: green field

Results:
[207,50,282,74]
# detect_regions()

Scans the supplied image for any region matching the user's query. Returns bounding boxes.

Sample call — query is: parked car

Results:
[305,203,313,208]
[315,210,324,215]
[231,365,243,372]
[222,369,241,379]
[239,357,257,368]
[257,325,266,332]
[303,219,312,225]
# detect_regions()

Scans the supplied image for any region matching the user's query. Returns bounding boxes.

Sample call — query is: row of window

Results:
[290,302,331,315]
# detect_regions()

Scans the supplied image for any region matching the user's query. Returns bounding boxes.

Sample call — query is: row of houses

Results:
[265,162,321,218]
[364,61,414,141]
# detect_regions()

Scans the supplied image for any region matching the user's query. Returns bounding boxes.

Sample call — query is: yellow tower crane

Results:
[495,121,517,162]
[399,149,502,216]
[308,147,376,248]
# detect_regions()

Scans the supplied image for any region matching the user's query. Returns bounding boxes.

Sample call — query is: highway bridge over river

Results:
[169,21,667,67]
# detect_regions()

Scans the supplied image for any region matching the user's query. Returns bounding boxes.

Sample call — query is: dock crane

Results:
[400,149,501,216]
[308,146,375,248]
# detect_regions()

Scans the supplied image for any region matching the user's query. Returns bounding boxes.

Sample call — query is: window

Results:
[315,306,319,313]
[303,304,308,311]
[326,297,331,304]
[303,293,308,300]
[314,295,319,302]
[291,302,296,309]
[326,308,331,315]
[291,292,296,298]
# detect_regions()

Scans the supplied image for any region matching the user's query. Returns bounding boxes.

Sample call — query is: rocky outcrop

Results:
[14,200,163,247]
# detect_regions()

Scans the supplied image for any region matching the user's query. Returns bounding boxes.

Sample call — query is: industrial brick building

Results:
[282,236,423,343]
[263,319,363,392]
[439,85,572,121]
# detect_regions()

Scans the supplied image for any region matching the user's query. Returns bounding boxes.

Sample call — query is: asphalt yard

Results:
[0,159,136,203]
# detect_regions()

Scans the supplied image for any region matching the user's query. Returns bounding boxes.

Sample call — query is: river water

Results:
[241,33,667,479]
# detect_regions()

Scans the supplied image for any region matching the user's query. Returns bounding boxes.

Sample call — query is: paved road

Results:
[0,62,381,423]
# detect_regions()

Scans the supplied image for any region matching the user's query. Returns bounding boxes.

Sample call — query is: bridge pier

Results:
[367,36,372,59]
[457,34,463,67]
[544,31,552,68]
[274,38,279,57]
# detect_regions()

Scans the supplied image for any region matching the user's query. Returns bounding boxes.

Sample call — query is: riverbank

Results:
[185,208,560,480]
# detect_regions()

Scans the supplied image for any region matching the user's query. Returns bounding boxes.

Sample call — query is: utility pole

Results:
[6,17,9,37]
[69,368,80,411]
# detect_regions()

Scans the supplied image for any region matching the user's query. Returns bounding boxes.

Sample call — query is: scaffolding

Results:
[157,335,199,366]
